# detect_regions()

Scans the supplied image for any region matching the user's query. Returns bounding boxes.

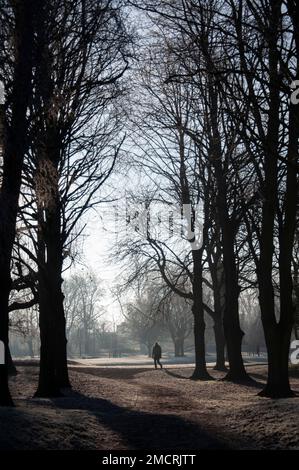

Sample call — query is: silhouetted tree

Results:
[0,0,34,406]
[20,0,130,396]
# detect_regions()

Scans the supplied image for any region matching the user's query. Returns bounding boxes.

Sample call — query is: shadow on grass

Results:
[164,369,190,380]
[220,374,263,390]
[69,366,149,381]
[52,390,230,450]
[165,368,263,389]
[247,372,267,383]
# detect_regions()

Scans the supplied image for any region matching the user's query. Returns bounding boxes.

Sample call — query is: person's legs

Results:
[154,358,157,369]
[157,358,162,369]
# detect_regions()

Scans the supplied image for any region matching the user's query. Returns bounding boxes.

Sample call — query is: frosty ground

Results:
[1,362,298,450]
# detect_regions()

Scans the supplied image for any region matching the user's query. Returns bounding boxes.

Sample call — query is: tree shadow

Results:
[220,375,263,389]
[69,367,149,381]
[248,372,267,382]
[52,390,231,449]
[14,359,39,367]
[164,368,262,389]
[164,369,190,380]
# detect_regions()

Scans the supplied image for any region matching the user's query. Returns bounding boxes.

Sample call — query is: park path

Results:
[3,363,298,450]
[69,354,268,369]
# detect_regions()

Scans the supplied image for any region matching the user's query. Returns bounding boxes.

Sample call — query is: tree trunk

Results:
[213,316,227,371]
[210,260,227,371]
[0,0,34,406]
[35,208,71,395]
[0,278,13,405]
[192,305,212,379]
[33,0,71,394]
[35,265,61,397]
[84,323,89,357]
[257,1,298,398]
[222,274,247,381]
[36,280,70,394]
[191,250,213,380]
[209,84,248,382]
[174,338,184,357]
[179,338,185,357]
[174,340,179,357]
[259,324,294,398]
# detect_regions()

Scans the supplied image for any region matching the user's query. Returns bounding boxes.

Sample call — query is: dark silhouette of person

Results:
[152,342,163,369]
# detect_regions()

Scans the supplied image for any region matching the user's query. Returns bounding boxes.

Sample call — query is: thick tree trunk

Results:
[33,0,71,395]
[35,209,71,396]
[257,2,298,398]
[209,84,248,382]
[0,278,13,405]
[50,242,70,389]
[222,272,247,381]
[213,316,227,371]
[259,324,294,398]
[260,216,297,398]
[0,0,34,406]
[192,305,212,380]
[36,276,70,394]
[191,250,213,380]
[35,268,61,397]
[216,191,247,380]
[210,261,227,371]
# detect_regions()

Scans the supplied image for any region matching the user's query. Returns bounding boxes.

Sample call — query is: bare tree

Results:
[64,271,105,356]
[224,0,299,397]
[0,0,34,406]
[14,0,131,397]
[160,292,193,357]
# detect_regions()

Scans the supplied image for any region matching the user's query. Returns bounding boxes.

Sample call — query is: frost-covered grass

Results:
[0,364,298,450]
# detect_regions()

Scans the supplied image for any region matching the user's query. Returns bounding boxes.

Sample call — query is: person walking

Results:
[152,342,163,369]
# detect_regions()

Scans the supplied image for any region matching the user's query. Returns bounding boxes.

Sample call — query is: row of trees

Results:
[113,0,299,397]
[9,271,265,360]
[0,0,298,406]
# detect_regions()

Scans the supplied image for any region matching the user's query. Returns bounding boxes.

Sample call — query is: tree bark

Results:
[35,204,71,396]
[35,254,61,397]
[257,0,297,398]
[0,277,13,405]
[210,259,227,371]
[259,324,293,398]
[0,0,34,406]
[191,250,213,380]
[213,316,227,371]
[33,0,70,396]
[208,83,248,381]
